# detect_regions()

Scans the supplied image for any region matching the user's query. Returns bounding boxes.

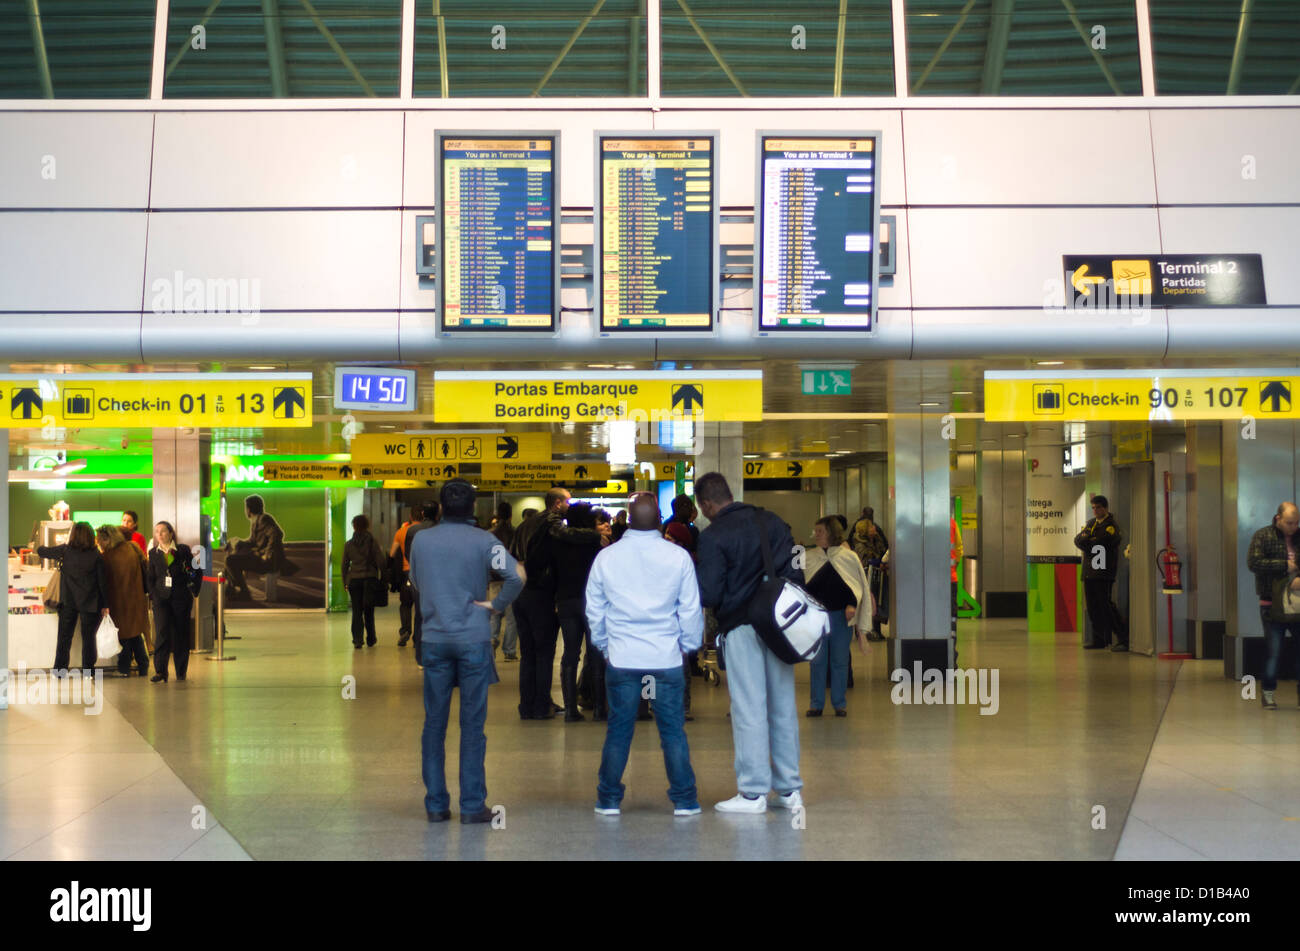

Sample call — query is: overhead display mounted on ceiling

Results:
[595,132,719,334]
[755,131,881,334]
[436,132,560,333]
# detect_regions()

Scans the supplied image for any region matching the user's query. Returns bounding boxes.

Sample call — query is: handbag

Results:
[367,576,389,608]
[746,509,830,664]
[41,569,63,610]
[1270,574,1300,623]
[96,614,121,658]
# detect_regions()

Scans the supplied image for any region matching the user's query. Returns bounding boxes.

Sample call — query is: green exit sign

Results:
[801,369,851,396]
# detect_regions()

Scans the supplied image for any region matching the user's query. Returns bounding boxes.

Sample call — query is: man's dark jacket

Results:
[510,509,599,594]
[696,502,803,633]
[1074,513,1121,581]
[1247,521,1300,602]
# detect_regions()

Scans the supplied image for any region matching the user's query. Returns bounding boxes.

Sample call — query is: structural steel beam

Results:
[25,0,54,98]
[674,0,748,96]
[1226,0,1254,95]
[298,0,377,96]
[262,0,290,97]
[532,0,608,97]
[980,0,1014,95]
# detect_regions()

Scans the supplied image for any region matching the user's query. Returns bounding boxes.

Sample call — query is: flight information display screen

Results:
[439,134,558,332]
[757,134,879,332]
[598,135,716,331]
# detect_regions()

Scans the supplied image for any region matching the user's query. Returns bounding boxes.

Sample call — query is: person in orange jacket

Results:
[950,516,963,641]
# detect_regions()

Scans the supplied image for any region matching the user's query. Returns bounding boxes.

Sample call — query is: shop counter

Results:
[7,563,113,669]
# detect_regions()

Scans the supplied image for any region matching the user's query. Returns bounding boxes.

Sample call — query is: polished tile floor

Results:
[3,608,1294,860]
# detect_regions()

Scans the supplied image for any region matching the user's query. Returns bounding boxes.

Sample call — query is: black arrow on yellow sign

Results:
[1260,381,1291,413]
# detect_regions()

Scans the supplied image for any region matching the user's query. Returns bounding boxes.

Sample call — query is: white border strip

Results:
[986,368,1300,380]
[891,0,909,97]
[3,95,1297,112]
[0,372,313,381]
[1135,0,1156,97]
[435,370,762,381]
[400,0,415,100]
[149,0,169,100]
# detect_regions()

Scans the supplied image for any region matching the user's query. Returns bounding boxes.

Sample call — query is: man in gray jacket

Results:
[409,480,524,824]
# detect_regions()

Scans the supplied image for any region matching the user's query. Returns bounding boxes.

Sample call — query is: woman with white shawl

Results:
[804,516,873,717]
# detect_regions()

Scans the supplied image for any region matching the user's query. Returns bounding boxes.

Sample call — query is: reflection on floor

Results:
[1115,661,1300,860]
[0,687,249,861]
[4,610,1296,860]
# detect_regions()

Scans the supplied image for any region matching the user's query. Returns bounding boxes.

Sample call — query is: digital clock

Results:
[332,367,417,412]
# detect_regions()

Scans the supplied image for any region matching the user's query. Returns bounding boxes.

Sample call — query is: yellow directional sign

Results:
[476,479,631,494]
[642,460,696,481]
[349,432,551,465]
[352,462,461,480]
[263,462,362,481]
[985,370,1300,422]
[481,462,612,482]
[742,458,830,479]
[432,370,763,423]
[0,373,312,428]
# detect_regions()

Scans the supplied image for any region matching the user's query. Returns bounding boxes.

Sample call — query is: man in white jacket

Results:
[586,492,703,817]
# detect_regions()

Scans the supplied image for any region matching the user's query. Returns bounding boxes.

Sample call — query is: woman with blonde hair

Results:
[804,516,872,717]
[96,525,151,678]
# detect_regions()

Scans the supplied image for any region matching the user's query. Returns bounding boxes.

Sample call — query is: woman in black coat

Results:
[341,514,386,648]
[145,521,202,683]
[37,521,109,672]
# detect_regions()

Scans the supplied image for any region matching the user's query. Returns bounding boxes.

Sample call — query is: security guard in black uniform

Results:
[1074,495,1125,651]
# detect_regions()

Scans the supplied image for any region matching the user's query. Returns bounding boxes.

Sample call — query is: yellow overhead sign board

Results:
[742,458,830,478]
[263,462,361,481]
[432,371,763,423]
[349,432,552,465]
[480,462,612,482]
[985,370,1300,422]
[642,460,696,481]
[0,373,312,428]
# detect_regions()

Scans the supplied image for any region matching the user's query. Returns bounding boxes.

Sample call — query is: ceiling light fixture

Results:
[1036,361,1064,366]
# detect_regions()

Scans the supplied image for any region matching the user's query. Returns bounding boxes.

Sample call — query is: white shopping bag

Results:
[96,614,121,659]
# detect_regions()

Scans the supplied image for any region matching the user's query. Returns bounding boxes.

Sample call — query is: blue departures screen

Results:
[441,136,556,331]
[759,135,877,331]
[600,136,714,330]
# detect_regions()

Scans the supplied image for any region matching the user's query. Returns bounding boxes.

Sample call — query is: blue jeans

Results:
[597,664,698,809]
[421,640,498,814]
[809,608,851,711]
[1260,605,1300,692]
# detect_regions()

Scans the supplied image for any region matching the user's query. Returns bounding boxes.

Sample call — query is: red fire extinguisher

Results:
[1157,546,1183,594]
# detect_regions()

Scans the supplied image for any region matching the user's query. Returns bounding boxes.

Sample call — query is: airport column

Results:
[0,423,8,710]
[153,429,210,645]
[694,422,745,519]
[1222,420,1298,679]
[887,406,954,669]
[1185,424,1225,659]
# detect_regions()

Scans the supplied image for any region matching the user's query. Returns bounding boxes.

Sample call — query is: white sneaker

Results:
[594,806,621,816]
[770,789,803,810]
[674,805,702,817]
[714,793,767,814]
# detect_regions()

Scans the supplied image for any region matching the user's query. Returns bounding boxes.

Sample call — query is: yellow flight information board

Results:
[481,462,612,482]
[742,457,830,478]
[985,370,1300,422]
[349,432,552,465]
[0,373,311,428]
[598,135,716,331]
[439,134,558,331]
[433,370,762,423]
